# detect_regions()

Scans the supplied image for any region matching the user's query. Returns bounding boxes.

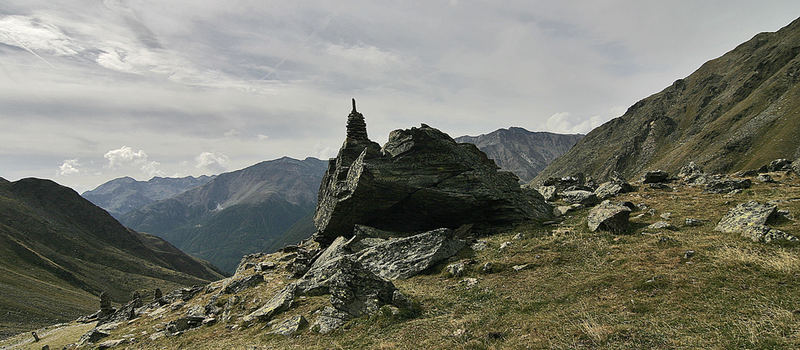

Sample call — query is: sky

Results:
[1,1,799,192]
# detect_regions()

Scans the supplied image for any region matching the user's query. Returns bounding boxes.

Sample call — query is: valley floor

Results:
[4,172,800,349]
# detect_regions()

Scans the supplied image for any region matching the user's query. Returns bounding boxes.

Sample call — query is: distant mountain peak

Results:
[455,127,583,182]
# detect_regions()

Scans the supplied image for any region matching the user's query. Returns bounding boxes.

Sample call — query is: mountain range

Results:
[455,127,583,182]
[0,177,224,338]
[82,175,214,219]
[118,157,328,273]
[534,17,800,183]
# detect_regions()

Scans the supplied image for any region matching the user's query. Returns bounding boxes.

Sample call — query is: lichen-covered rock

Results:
[560,190,598,206]
[642,170,669,183]
[355,228,466,280]
[742,225,798,243]
[587,201,632,233]
[269,315,308,336]
[715,201,777,234]
[313,102,551,244]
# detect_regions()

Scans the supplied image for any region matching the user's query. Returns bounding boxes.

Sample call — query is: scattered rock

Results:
[269,315,308,337]
[792,157,800,176]
[660,212,672,220]
[512,264,528,271]
[538,185,558,201]
[735,169,760,177]
[648,221,676,230]
[756,174,776,183]
[760,159,792,173]
[742,225,798,243]
[471,240,488,251]
[242,284,297,324]
[297,255,395,317]
[311,307,351,334]
[446,262,466,277]
[684,218,704,227]
[258,262,276,271]
[78,329,110,345]
[512,232,524,240]
[587,201,632,233]
[684,250,695,259]
[642,170,669,183]
[499,241,512,250]
[560,190,599,206]
[223,274,264,294]
[313,103,552,244]
[648,183,672,191]
[553,204,583,217]
[594,180,634,200]
[480,262,494,273]
[202,317,217,326]
[678,162,707,184]
[705,178,751,194]
[96,339,126,349]
[460,278,478,288]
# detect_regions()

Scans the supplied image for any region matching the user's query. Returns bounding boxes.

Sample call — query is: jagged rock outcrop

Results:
[313,100,551,243]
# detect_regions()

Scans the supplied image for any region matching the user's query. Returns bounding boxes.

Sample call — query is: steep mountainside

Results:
[534,17,800,184]
[120,157,328,273]
[455,127,583,182]
[0,177,224,337]
[82,175,214,218]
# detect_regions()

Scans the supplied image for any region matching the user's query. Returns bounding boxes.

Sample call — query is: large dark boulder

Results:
[313,100,551,243]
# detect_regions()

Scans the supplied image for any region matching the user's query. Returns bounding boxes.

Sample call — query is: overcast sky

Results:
[1,1,799,192]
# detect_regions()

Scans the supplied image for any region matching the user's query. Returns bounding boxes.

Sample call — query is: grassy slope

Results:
[533,17,800,184]
[26,172,800,349]
[0,179,225,338]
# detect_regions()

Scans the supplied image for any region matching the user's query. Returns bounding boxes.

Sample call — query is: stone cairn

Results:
[99,291,113,316]
[346,98,368,141]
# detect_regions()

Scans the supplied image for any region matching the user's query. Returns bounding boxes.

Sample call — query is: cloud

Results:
[103,146,163,177]
[545,112,611,134]
[58,159,80,175]
[195,152,229,174]
[0,15,82,56]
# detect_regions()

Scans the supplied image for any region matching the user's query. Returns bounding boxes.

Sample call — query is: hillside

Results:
[455,127,583,182]
[534,17,800,184]
[0,177,225,338]
[10,169,800,349]
[82,175,214,219]
[120,157,328,273]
